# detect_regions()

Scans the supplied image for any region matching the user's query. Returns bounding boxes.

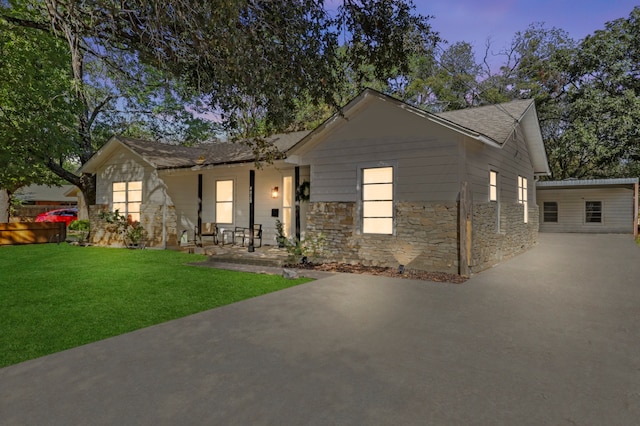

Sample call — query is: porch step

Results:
[210,255,284,268]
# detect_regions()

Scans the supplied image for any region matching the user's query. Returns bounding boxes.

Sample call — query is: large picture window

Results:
[362,167,393,234]
[518,176,528,223]
[112,181,142,222]
[216,180,234,224]
[543,202,558,222]
[585,201,602,223]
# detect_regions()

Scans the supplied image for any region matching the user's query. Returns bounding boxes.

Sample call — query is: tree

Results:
[556,6,640,178]
[0,0,217,214]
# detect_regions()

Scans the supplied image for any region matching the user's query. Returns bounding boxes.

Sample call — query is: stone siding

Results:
[306,200,538,275]
[306,201,459,274]
[472,202,538,272]
[88,204,178,248]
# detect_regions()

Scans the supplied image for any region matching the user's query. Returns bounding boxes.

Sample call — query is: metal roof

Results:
[537,178,639,188]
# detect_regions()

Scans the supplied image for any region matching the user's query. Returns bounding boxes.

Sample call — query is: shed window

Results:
[543,202,558,222]
[585,201,602,223]
[518,176,528,223]
[216,180,234,224]
[112,181,142,222]
[489,170,498,202]
[362,167,393,234]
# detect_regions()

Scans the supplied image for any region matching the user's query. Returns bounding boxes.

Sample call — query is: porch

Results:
[178,241,292,268]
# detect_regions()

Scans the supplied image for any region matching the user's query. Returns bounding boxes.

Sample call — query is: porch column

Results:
[248,170,255,252]
[197,173,203,243]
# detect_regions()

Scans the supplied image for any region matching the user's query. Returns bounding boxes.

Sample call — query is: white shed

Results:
[536,178,639,237]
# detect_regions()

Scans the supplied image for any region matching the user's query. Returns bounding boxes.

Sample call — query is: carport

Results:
[537,178,639,237]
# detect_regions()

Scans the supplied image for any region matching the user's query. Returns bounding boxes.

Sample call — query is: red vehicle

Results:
[35,208,78,227]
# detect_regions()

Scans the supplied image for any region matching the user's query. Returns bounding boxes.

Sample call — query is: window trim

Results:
[543,201,558,223]
[215,179,234,225]
[112,181,142,223]
[518,175,528,223]
[489,170,498,202]
[585,200,603,224]
[359,164,395,235]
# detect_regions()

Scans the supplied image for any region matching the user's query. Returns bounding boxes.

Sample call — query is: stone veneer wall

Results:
[471,202,538,273]
[89,204,178,248]
[306,201,459,274]
[306,200,538,275]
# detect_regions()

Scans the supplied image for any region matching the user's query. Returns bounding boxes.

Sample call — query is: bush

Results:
[69,219,90,231]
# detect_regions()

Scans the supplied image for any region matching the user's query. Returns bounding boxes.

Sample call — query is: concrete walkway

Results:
[1,233,640,425]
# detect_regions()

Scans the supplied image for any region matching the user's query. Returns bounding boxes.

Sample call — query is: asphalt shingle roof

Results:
[435,99,534,145]
[117,131,310,169]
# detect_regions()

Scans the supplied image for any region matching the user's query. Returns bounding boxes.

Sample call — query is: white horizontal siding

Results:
[538,187,635,233]
[302,100,462,203]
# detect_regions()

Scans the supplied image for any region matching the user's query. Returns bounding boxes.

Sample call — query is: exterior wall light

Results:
[271,186,279,199]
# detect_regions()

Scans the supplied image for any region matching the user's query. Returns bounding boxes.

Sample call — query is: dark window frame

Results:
[585,201,602,223]
[543,202,558,223]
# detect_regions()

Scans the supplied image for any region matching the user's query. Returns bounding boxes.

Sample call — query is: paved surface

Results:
[1,233,640,425]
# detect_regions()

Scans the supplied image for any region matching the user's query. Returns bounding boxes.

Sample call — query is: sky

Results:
[419,0,639,63]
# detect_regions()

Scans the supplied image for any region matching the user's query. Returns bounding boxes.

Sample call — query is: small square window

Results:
[543,202,558,222]
[586,201,602,223]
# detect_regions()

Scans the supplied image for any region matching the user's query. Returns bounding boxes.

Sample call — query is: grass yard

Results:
[0,244,311,368]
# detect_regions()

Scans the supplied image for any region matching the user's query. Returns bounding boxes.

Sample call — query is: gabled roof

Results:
[15,184,78,203]
[288,88,551,176]
[79,131,310,173]
[435,99,534,145]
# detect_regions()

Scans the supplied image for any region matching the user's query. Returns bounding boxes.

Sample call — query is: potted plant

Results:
[275,219,286,248]
[124,221,148,249]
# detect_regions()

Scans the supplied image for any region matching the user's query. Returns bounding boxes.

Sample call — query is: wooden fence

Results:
[0,222,67,245]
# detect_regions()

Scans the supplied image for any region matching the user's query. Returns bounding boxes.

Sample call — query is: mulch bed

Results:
[290,262,468,284]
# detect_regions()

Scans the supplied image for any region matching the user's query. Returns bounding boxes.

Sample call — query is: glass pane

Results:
[490,171,497,186]
[128,202,141,214]
[113,182,126,191]
[128,212,140,222]
[363,167,393,184]
[113,202,127,213]
[216,202,233,224]
[128,181,142,191]
[363,201,393,218]
[216,180,233,202]
[363,218,393,234]
[363,183,393,201]
[283,207,292,238]
[283,176,292,208]
[489,186,497,201]
[128,190,142,202]
[113,191,127,202]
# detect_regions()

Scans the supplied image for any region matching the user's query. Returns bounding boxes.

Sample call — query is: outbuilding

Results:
[536,178,639,237]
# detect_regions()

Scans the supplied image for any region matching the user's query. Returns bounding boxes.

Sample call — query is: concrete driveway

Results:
[1,233,639,425]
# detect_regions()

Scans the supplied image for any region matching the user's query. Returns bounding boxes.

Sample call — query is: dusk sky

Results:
[420,0,638,62]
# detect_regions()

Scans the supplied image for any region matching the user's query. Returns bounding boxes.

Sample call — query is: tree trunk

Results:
[0,190,9,223]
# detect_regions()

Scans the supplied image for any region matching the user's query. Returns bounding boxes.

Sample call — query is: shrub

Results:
[69,219,90,232]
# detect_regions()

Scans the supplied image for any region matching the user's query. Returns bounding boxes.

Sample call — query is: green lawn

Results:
[0,244,311,368]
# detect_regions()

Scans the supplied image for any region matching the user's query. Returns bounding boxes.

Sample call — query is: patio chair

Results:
[235,224,262,247]
[200,222,218,245]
